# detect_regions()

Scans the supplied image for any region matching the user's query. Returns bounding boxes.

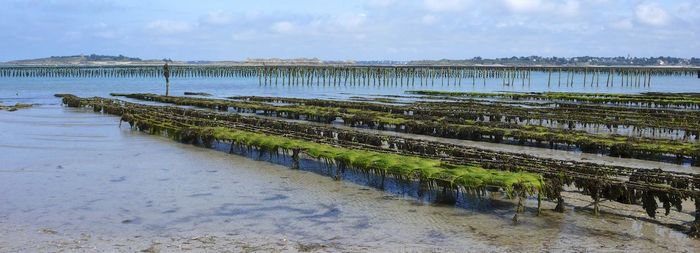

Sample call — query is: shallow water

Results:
[2,76,700,251]
[1,72,699,105]
[1,105,699,252]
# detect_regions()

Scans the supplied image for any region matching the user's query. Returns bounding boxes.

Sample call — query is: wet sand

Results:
[1,105,700,252]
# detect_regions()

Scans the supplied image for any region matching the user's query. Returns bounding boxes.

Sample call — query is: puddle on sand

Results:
[1,105,699,252]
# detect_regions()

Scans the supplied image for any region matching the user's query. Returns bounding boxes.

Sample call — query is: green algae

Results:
[233,93,700,136]
[184,92,212,96]
[205,126,543,195]
[0,103,32,112]
[61,94,700,231]
[125,109,544,196]
[406,90,700,109]
[77,94,544,197]
[113,93,700,164]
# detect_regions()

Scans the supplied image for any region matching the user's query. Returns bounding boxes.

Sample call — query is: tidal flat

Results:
[1,104,699,252]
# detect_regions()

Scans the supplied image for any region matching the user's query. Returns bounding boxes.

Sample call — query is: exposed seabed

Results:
[2,105,699,252]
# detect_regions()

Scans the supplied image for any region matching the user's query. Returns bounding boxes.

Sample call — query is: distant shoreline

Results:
[1,62,699,70]
[4,54,699,68]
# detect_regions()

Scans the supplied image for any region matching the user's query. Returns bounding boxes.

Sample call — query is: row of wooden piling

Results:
[2,65,698,87]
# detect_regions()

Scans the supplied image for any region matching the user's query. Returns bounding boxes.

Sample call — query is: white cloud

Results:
[501,0,580,17]
[268,13,369,37]
[146,20,192,34]
[503,0,541,12]
[201,10,232,25]
[424,0,468,12]
[334,13,367,30]
[271,21,297,34]
[611,18,633,30]
[89,23,121,39]
[559,1,580,16]
[673,2,700,22]
[635,3,670,26]
[367,0,396,8]
[4,0,698,60]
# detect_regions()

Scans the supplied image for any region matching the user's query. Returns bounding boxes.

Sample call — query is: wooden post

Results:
[512,190,525,224]
[558,69,562,87]
[310,69,315,86]
[593,189,600,216]
[420,69,424,86]
[555,190,565,212]
[291,148,301,169]
[440,68,445,86]
[570,70,575,86]
[458,69,463,86]
[609,69,614,86]
[620,70,625,86]
[163,63,171,96]
[689,196,700,237]
[412,68,416,86]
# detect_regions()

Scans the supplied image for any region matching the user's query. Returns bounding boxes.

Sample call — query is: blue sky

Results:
[1,0,698,61]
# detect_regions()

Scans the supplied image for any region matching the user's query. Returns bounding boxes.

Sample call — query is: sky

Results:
[1,0,698,61]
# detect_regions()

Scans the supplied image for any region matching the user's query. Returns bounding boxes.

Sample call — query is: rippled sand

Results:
[1,106,699,252]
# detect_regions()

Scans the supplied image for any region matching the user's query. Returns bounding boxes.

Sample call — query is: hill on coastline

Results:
[5,54,176,65]
[407,56,700,67]
[4,54,699,67]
